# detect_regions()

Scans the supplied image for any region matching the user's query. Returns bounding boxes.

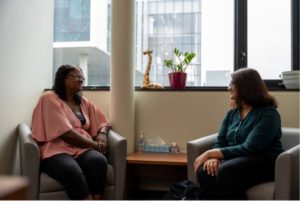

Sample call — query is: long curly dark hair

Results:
[52,64,82,104]
[230,68,277,108]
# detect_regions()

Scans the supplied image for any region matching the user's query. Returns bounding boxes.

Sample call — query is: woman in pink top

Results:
[31,64,111,200]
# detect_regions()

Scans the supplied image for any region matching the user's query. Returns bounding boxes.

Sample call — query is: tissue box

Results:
[144,144,170,153]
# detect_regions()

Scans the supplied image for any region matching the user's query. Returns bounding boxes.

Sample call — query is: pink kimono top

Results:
[31,91,111,160]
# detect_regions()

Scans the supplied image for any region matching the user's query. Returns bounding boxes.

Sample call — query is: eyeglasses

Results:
[227,82,234,91]
[68,73,85,81]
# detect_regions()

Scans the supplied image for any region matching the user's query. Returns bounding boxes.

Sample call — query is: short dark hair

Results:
[230,68,277,108]
[52,64,82,104]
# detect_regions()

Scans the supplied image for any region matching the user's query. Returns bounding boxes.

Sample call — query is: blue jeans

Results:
[196,156,275,199]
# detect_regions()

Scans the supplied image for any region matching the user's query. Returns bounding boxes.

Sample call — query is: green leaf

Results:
[163,48,196,72]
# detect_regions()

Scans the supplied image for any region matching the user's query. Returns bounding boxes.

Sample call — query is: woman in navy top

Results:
[194,68,284,199]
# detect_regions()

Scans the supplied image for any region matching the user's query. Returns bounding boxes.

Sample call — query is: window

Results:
[135,0,297,87]
[54,0,90,42]
[200,0,234,86]
[135,0,234,87]
[248,0,291,79]
[135,0,234,86]
[53,0,299,88]
[53,0,111,86]
[135,0,203,87]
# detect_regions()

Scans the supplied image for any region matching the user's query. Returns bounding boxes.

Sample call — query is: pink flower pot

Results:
[168,72,187,90]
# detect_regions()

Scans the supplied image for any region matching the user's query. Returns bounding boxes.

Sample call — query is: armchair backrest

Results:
[107,129,127,199]
[281,127,300,150]
[275,127,300,200]
[18,123,41,199]
[187,133,217,183]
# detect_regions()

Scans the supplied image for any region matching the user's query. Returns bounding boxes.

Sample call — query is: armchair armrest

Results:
[107,129,127,200]
[18,123,40,200]
[275,145,299,200]
[187,133,218,183]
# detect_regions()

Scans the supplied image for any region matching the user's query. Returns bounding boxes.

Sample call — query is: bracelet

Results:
[96,143,102,150]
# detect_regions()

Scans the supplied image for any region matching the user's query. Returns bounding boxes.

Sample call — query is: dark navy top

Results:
[213,106,284,160]
[75,112,86,126]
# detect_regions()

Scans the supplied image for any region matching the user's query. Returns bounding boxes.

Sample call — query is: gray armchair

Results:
[187,127,300,200]
[18,123,127,200]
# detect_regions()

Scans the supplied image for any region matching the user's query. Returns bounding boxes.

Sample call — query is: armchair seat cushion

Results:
[246,182,274,200]
[106,164,114,185]
[40,164,115,193]
[40,173,64,193]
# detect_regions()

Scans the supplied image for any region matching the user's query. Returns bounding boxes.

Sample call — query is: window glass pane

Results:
[135,0,233,87]
[135,0,202,87]
[54,0,90,42]
[201,0,234,86]
[53,0,111,86]
[248,0,291,79]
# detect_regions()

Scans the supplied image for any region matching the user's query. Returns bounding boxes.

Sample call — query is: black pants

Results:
[196,156,275,200]
[41,149,108,200]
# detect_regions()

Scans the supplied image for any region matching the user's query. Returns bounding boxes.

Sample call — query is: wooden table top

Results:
[127,152,187,166]
[0,176,28,199]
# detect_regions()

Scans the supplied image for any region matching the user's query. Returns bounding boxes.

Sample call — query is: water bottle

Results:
[138,132,145,152]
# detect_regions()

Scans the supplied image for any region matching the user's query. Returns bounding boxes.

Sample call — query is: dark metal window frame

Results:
[234,0,247,70]
[292,0,300,70]
[234,0,299,89]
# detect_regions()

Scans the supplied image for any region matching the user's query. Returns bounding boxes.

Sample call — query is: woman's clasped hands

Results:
[95,133,108,154]
[194,149,223,176]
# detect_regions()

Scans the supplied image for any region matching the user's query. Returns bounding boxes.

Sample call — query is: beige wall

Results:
[84,91,111,118]
[84,91,299,153]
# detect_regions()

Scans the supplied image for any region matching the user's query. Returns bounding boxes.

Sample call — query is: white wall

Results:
[0,0,53,174]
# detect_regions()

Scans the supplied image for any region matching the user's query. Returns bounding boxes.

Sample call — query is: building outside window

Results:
[54,0,90,42]
[53,0,292,88]
[135,0,202,86]
[53,0,111,86]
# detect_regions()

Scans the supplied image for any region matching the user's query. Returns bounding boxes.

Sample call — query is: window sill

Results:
[75,86,299,92]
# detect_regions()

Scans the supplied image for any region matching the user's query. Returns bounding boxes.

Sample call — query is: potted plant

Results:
[164,48,196,89]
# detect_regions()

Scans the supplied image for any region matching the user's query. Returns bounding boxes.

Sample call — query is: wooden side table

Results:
[125,152,187,199]
[0,176,28,200]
